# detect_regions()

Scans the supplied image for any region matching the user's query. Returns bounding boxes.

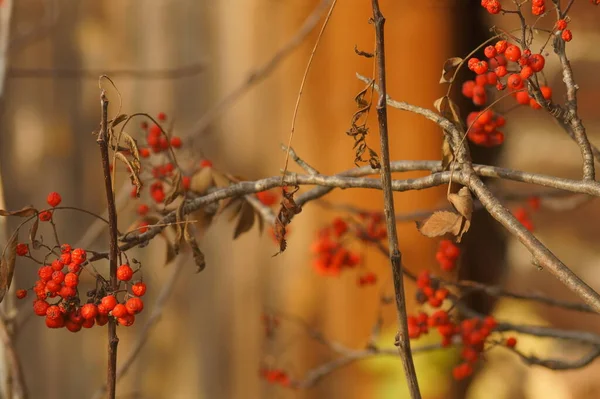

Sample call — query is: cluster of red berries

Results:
[513,195,541,232]
[311,218,362,277]
[465,110,506,147]
[415,270,450,308]
[435,240,461,272]
[16,240,147,331]
[260,367,291,387]
[480,0,501,14]
[462,39,552,147]
[554,19,572,42]
[409,281,518,381]
[140,112,181,155]
[355,212,387,242]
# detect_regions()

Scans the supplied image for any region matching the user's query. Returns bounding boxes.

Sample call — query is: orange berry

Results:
[131,282,147,297]
[80,303,99,320]
[71,248,87,264]
[112,304,128,318]
[45,314,65,329]
[46,192,62,207]
[16,289,27,299]
[33,300,50,316]
[64,272,79,288]
[118,313,135,327]
[504,45,521,62]
[117,264,134,281]
[101,295,118,311]
[562,29,572,42]
[506,337,517,348]
[126,297,144,315]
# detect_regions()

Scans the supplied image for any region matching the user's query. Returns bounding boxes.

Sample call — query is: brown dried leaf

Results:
[164,170,182,207]
[173,200,186,254]
[434,96,462,127]
[184,224,206,273]
[448,187,473,221]
[115,152,142,196]
[441,137,453,169]
[439,57,463,84]
[0,206,37,218]
[122,132,141,167]
[233,201,255,239]
[211,169,230,188]
[0,233,18,303]
[227,199,244,223]
[416,211,462,238]
[29,218,39,246]
[189,168,214,195]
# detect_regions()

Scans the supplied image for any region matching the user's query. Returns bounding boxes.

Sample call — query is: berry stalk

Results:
[97,90,120,399]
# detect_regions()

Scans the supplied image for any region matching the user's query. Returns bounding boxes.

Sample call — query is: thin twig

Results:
[370,2,420,398]
[282,0,337,180]
[97,91,119,399]
[90,256,185,399]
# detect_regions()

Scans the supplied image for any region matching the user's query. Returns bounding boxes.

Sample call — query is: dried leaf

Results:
[164,170,182,206]
[441,137,453,169]
[0,233,18,303]
[439,57,463,84]
[273,187,302,255]
[448,187,473,221]
[211,169,230,188]
[0,206,37,218]
[433,96,463,128]
[111,113,129,128]
[29,218,39,245]
[233,201,255,239]
[115,152,142,196]
[122,132,141,167]
[184,224,206,273]
[189,168,214,195]
[173,200,186,255]
[416,211,462,238]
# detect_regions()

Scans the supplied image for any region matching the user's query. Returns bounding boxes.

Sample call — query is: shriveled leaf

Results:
[441,137,453,169]
[189,168,214,195]
[439,57,463,84]
[233,201,255,239]
[115,152,142,197]
[122,132,141,166]
[448,187,473,221]
[111,113,129,128]
[434,96,463,127]
[227,199,244,223]
[29,218,39,245]
[164,170,183,206]
[0,206,37,218]
[173,200,186,254]
[165,239,177,265]
[0,233,18,303]
[416,211,462,238]
[184,224,206,273]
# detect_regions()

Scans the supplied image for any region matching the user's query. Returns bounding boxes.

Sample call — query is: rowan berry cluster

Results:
[260,367,291,388]
[513,195,541,232]
[13,192,147,332]
[411,272,517,380]
[435,239,461,272]
[311,218,362,277]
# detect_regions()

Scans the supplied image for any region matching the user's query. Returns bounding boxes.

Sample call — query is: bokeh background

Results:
[0,1,599,398]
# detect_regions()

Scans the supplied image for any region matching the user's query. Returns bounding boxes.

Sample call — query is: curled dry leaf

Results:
[164,170,183,206]
[273,187,302,255]
[439,57,463,84]
[433,96,463,128]
[115,152,142,197]
[184,223,206,273]
[233,200,255,239]
[0,206,37,218]
[0,233,18,303]
[29,218,42,249]
[189,167,215,195]
[173,200,186,255]
[448,187,473,221]
[110,113,129,128]
[416,211,463,238]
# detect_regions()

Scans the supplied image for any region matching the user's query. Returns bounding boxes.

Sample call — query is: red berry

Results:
[132,282,147,297]
[556,19,567,31]
[16,243,28,256]
[137,204,150,216]
[528,196,541,210]
[117,313,135,327]
[200,160,213,168]
[139,148,150,158]
[46,192,62,207]
[506,337,517,348]
[495,40,508,54]
[80,304,98,320]
[71,248,86,264]
[82,318,95,328]
[472,60,489,75]
[157,112,167,121]
[67,262,81,273]
[112,304,128,318]
[46,305,62,320]
[51,271,65,284]
[45,280,61,293]
[520,65,533,80]
[38,211,52,222]
[494,65,508,78]
[96,314,109,326]
[16,289,27,299]
[38,266,53,281]
[507,74,523,90]
[562,29,572,42]
[51,259,63,271]
[59,285,76,299]
[60,252,71,265]
[64,272,79,288]
[515,91,530,105]
[33,300,50,316]
[485,0,501,13]
[170,136,182,148]
[101,295,118,311]
[126,297,144,315]
[532,5,545,15]
[117,264,134,281]
[484,45,497,58]
[540,86,552,100]
[462,80,475,98]
[504,45,521,62]
[528,54,545,72]
[45,314,65,329]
